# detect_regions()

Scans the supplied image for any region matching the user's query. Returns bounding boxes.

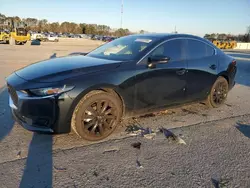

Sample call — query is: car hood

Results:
[15,55,121,83]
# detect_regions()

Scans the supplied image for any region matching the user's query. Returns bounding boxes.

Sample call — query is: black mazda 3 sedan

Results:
[6,33,237,141]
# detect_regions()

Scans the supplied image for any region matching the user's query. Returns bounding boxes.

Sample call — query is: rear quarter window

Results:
[186,39,215,60]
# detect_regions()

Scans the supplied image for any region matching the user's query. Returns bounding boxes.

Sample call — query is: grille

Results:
[7,84,18,106]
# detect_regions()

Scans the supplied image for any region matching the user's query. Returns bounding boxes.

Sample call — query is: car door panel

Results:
[185,39,218,102]
[186,56,218,101]
[133,39,188,113]
[134,61,187,111]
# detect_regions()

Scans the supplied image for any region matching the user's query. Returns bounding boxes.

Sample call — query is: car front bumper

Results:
[8,89,73,134]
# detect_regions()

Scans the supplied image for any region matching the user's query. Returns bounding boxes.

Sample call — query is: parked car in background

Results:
[6,33,237,141]
[103,36,116,42]
[45,34,59,42]
[31,33,47,41]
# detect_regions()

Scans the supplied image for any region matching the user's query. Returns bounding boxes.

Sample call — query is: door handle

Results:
[176,68,186,75]
[209,64,217,70]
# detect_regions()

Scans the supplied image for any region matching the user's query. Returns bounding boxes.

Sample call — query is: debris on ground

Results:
[125,124,141,134]
[139,110,171,117]
[157,110,169,115]
[225,103,233,107]
[125,124,156,139]
[131,142,141,149]
[140,127,153,136]
[125,122,156,139]
[172,119,186,122]
[17,151,21,158]
[102,147,119,154]
[53,166,67,172]
[93,171,98,177]
[125,124,186,144]
[159,128,186,145]
[182,108,198,114]
[211,177,231,188]
[139,113,156,118]
[136,159,143,169]
[125,120,186,144]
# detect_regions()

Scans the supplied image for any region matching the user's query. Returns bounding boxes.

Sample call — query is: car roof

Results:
[131,33,203,40]
[130,33,213,46]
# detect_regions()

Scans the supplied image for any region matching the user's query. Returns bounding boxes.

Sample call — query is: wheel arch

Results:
[67,84,126,126]
[217,71,229,84]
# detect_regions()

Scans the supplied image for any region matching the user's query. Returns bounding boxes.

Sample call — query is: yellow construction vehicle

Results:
[230,40,237,49]
[205,37,237,49]
[0,30,10,44]
[8,20,30,45]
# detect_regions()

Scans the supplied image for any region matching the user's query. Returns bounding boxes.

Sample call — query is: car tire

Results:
[206,76,229,108]
[71,90,123,141]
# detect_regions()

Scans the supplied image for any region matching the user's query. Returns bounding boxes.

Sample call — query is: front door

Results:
[134,39,188,113]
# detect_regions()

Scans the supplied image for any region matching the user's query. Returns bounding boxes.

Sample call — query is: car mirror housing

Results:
[147,56,170,68]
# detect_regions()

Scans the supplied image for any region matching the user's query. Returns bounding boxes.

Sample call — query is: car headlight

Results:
[29,85,74,96]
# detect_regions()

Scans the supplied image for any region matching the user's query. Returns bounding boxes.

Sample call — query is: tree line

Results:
[0,13,136,37]
[204,26,250,42]
[1,13,248,40]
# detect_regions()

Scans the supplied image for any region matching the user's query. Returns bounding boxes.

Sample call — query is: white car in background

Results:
[45,34,59,42]
[31,33,45,41]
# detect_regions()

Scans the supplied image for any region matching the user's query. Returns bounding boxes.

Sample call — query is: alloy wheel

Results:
[212,81,228,105]
[81,100,118,139]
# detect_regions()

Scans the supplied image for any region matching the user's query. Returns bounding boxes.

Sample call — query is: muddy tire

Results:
[71,90,123,141]
[206,76,229,108]
[9,37,15,45]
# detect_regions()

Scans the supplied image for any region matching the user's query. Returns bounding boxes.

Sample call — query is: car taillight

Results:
[232,60,237,66]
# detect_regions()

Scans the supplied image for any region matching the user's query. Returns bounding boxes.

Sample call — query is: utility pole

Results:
[121,0,123,28]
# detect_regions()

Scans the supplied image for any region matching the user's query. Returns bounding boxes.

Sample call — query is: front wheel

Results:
[206,76,229,108]
[71,91,123,141]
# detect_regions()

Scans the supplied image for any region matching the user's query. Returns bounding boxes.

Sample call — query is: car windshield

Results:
[86,35,159,61]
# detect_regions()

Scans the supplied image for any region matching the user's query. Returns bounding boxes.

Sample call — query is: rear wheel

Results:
[206,76,229,108]
[71,91,123,141]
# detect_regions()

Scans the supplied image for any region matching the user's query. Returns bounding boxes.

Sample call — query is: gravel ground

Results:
[1,115,250,188]
[0,40,250,188]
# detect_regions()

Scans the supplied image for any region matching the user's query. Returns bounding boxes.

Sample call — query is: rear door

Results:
[185,39,218,101]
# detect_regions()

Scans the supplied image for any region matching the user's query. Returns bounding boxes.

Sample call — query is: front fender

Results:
[65,67,137,118]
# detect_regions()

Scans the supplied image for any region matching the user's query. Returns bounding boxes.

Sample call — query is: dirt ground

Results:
[1,39,250,187]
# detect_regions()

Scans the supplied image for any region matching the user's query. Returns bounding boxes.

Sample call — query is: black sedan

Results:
[6,33,237,141]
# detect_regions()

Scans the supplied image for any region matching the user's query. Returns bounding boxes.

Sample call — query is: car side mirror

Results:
[147,56,170,68]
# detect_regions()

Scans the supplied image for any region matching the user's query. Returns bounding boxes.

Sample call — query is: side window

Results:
[151,39,185,61]
[187,39,215,60]
[206,45,215,56]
